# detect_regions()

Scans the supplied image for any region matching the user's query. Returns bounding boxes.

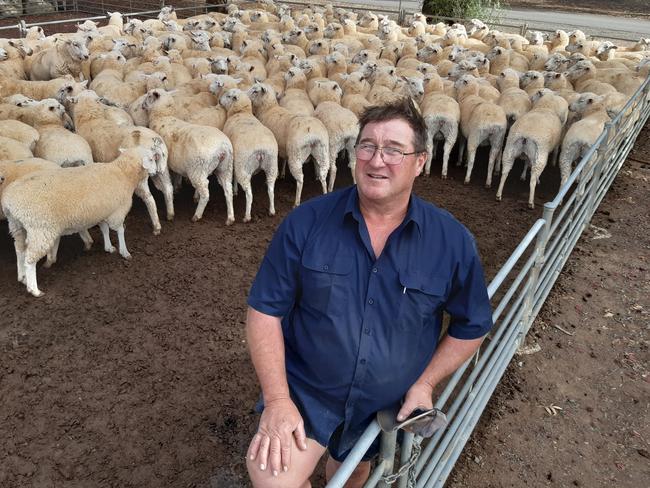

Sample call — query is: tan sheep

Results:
[2,146,160,297]
[0,120,40,151]
[220,89,278,222]
[308,80,359,190]
[143,88,234,224]
[29,38,89,81]
[248,83,330,207]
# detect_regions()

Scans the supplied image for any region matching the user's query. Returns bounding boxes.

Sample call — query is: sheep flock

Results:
[0,0,649,297]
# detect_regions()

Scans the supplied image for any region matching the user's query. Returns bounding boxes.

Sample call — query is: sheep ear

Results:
[80,80,88,88]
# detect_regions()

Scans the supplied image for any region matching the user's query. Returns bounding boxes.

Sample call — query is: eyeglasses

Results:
[354,143,423,165]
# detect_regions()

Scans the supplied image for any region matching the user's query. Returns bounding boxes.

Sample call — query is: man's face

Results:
[355,118,426,206]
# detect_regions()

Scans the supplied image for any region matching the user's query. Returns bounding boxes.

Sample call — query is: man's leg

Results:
[247,437,327,488]
[325,456,372,488]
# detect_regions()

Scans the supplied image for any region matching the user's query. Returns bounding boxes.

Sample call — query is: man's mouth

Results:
[368,173,388,180]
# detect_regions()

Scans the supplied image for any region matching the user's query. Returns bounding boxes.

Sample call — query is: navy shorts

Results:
[254,396,379,463]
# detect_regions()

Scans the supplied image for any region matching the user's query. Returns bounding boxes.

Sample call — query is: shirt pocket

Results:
[397,270,448,331]
[300,252,353,315]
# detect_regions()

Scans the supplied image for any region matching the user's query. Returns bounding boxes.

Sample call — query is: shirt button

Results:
[372,267,378,273]
[360,359,366,365]
[364,327,371,335]
[368,298,374,305]
[323,264,329,271]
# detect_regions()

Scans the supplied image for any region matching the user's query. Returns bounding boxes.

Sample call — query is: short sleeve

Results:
[445,230,493,340]
[247,208,310,318]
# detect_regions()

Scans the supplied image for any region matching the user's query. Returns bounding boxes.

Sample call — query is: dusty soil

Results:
[450,123,650,487]
[508,0,650,17]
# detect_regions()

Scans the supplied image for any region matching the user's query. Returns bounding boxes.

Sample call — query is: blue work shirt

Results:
[248,186,493,454]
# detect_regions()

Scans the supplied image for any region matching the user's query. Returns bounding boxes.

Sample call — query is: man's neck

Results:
[358,194,410,228]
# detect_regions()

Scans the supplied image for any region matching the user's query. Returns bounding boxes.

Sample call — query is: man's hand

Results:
[248,398,308,477]
[396,382,434,422]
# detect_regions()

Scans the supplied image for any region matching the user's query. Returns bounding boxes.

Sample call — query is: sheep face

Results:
[0,48,7,61]
[520,71,542,87]
[210,57,229,75]
[142,89,170,112]
[6,94,38,107]
[65,40,89,61]
[8,39,33,58]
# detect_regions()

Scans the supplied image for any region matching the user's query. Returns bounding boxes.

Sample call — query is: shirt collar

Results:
[344,186,424,238]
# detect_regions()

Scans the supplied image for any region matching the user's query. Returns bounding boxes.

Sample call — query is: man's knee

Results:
[247,438,326,488]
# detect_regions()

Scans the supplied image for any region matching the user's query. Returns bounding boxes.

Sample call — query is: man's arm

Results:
[396,334,484,421]
[246,307,307,476]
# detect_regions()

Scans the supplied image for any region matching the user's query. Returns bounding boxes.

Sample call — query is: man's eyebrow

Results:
[358,137,408,148]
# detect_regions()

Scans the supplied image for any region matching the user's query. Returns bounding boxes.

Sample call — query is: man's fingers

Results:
[247,432,262,461]
[258,434,271,471]
[269,436,282,477]
[280,426,293,472]
[396,403,414,422]
[294,420,308,450]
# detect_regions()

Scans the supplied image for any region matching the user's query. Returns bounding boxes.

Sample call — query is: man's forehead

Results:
[359,118,414,146]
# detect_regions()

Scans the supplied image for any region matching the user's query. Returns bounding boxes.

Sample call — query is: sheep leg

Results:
[44,237,61,268]
[280,159,287,179]
[520,162,529,181]
[79,229,93,251]
[99,222,116,253]
[24,232,51,297]
[457,134,466,167]
[345,137,357,184]
[135,178,162,236]
[8,220,27,284]
[496,153,515,202]
[464,134,480,184]
[113,224,131,259]
[171,172,183,193]
[266,174,276,217]
[425,134,434,177]
[215,166,235,226]
[189,175,210,222]
[240,179,254,223]
[312,144,330,195]
[287,156,305,207]
[486,132,505,189]
[327,149,338,193]
[151,170,175,221]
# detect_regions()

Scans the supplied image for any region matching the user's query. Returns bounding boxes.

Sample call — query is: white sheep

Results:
[455,75,507,187]
[308,80,359,190]
[248,83,330,207]
[2,145,160,297]
[143,88,234,224]
[559,93,612,187]
[496,103,564,209]
[29,38,89,81]
[219,88,278,222]
[420,92,460,179]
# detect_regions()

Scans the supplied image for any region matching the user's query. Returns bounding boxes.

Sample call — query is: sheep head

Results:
[65,39,89,61]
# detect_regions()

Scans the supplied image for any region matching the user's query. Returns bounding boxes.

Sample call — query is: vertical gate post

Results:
[520,204,554,338]
[397,432,415,488]
[377,430,398,488]
[585,124,611,220]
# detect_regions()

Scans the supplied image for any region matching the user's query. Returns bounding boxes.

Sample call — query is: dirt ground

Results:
[507,0,650,17]
[1,115,648,487]
[450,125,650,487]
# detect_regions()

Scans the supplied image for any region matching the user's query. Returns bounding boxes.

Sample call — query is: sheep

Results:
[280,66,315,116]
[308,80,359,190]
[0,136,33,160]
[497,68,532,126]
[0,39,33,79]
[2,145,160,297]
[248,83,330,207]
[29,38,90,81]
[420,92,460,179]
[496,102,564,209]
[340,71,372,118]
[559,93,612,187]
[455,75,507,188]
[143,88,234,224]
[30,99,94,167]
[0,119,40,150]
[0,74,83,101]
[0,158,61,221]
[219,89,278,222]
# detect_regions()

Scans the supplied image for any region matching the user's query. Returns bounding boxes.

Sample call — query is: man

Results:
[245,98,493,488]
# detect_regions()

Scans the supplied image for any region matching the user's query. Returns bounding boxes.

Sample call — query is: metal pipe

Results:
[326,422,382,488]
[377,430,398,488]
[397,432,415,488]
[363,460,388,488]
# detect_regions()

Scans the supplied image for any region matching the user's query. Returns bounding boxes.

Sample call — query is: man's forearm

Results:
[246,306,291,403]
[415,335,485,391]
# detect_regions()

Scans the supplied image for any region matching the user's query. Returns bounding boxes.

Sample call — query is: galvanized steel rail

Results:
[327,74,650,488]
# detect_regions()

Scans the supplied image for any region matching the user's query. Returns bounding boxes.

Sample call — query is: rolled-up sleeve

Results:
[445,230,493,340]
[247,209,308,318]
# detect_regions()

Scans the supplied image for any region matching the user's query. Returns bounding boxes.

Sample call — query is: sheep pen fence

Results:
[0,3,649,487]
